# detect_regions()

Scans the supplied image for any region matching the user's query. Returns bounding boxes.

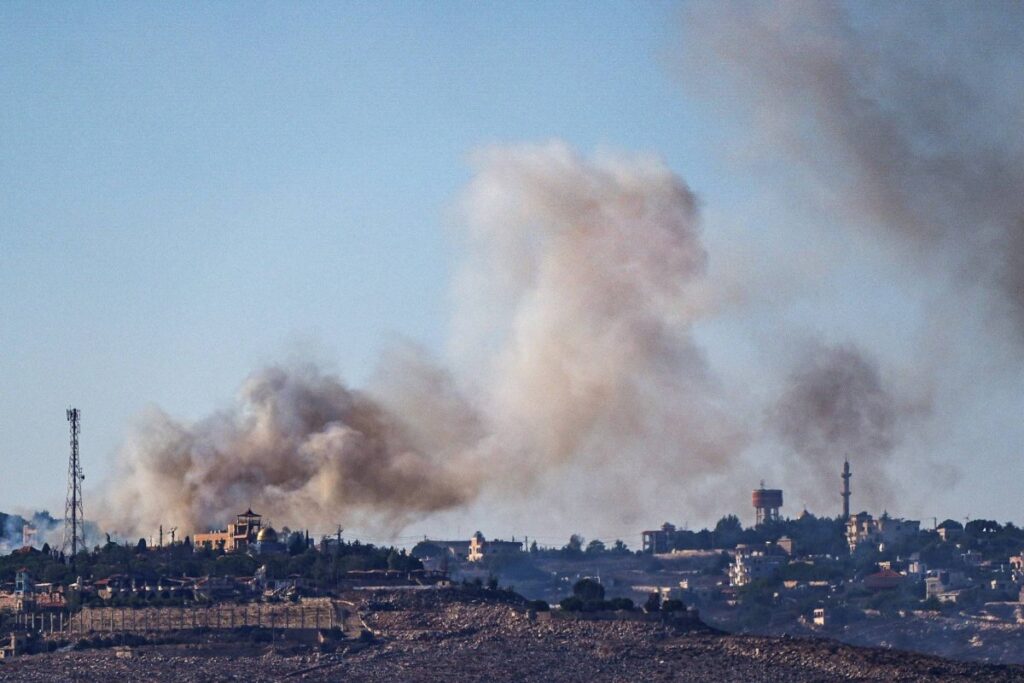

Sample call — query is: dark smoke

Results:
[768,343,915,508]
[681,1,1024,343]
[102,363,482,537]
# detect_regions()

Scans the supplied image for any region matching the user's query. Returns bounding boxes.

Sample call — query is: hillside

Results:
[2,588,1023,681]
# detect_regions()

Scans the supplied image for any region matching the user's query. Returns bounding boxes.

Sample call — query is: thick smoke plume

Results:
[102,364,483,537]
[454,144,742,484]
[768,343,916,509]
[102,143,744,537]
[681,0,1024,343]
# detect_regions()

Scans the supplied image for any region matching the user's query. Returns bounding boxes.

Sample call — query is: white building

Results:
[467,532,523,562]
[729,546,787,587]
[846,513,920,553]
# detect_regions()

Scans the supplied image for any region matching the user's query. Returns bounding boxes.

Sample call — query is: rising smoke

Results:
[768,342,918,509]
[102,363,482,537]
[102,3,1024,536]
[101,143,744,537]
[680,0,1024,343]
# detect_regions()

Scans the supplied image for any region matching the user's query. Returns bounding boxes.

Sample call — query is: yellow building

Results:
[193,509,263,552]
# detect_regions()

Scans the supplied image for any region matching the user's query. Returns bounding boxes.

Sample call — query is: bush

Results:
[527,599,550,612]
[559,596,584,612]
[608,597,634,611]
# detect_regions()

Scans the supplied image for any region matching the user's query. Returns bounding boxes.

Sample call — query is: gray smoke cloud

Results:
[101,363,483,537]
[102,142,744,537]
[768,343,921,510]
[680,0,1024,343]
[453,143,742,485]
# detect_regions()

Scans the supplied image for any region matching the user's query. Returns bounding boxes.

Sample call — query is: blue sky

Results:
[0,2,717,515]
[3,3,1021,545]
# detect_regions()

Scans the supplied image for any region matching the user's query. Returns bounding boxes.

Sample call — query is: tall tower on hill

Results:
[62,408,85,561]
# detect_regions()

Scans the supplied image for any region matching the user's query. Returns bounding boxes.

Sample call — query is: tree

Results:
[288,533,307,556]
[644,592,661,613]
[386,549,401,570]
[529,540,539,554]
[560,596,584,612]
[572,578,605,602]
[612,539,629,554]
[965,519,1001,537]
[562,534,584,558]
[136,538,147,553]
[713,514,743,547]
[585,539,606,554]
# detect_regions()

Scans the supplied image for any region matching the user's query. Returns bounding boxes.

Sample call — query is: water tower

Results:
[752,481,783,525]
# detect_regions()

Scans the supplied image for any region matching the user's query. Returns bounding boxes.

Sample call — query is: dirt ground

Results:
[2,589,1022,682]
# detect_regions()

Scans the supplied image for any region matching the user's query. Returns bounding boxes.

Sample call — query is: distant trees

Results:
[965,519,1001,537]
[558,579,635,613]
[563,534,584,558]
[545,536,630,558]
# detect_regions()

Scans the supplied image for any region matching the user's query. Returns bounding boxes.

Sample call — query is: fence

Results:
[8,600,342,637]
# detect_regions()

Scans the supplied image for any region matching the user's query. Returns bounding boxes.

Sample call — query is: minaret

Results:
[841,458,852,521]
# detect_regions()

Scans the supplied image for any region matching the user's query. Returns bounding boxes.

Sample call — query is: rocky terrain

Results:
[2,588,1023,681]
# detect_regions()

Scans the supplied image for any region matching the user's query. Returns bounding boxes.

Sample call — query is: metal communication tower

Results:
[62,408,86,560]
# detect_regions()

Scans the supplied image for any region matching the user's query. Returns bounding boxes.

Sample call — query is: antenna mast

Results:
[62,408,86,561]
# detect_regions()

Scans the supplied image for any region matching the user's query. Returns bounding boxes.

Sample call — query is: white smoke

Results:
[101,143,746,537]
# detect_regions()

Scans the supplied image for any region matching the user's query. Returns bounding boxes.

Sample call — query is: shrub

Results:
[527,599,550,612]
[559,596,584,612]
[608,597,634,611]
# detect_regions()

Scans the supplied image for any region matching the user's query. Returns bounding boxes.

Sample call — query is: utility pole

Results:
[62,408,86,563]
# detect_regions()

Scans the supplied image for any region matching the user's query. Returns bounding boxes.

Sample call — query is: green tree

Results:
[713,515,743,547]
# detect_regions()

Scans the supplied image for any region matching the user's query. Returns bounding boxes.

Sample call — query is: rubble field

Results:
[2,588,1023,682]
